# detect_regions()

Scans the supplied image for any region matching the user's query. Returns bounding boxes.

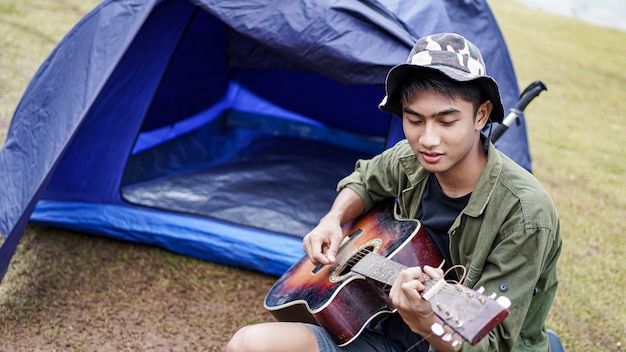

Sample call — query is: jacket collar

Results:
[464,142,503,217]
[397,138,503,218]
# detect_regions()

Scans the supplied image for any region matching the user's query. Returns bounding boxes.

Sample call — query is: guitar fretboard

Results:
[351,251,406,286]
[351,252,444,299]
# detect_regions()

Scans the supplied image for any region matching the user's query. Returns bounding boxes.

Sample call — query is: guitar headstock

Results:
[351,252,509,346]
[426,281,511,345]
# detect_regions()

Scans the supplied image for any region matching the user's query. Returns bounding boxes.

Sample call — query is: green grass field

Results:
[1,0,624,350]
[489,2,626,350]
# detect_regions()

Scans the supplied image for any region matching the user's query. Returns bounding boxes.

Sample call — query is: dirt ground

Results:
[0,223,279,351]
[0,3,280,350]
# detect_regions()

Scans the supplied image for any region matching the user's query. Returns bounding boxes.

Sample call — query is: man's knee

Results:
[226,325,254,352]
[226,323,319,352]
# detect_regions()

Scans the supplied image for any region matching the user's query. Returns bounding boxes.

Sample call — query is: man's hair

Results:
[394,71,487,116]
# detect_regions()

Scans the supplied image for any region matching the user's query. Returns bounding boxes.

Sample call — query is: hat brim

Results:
[379,64,505,124]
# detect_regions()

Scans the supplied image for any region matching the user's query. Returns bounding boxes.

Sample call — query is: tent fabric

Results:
[0,0,530,280]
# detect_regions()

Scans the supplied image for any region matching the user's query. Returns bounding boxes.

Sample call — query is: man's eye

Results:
[440,120,456,126]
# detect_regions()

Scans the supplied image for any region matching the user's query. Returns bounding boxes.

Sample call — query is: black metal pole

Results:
[491,81,548,143]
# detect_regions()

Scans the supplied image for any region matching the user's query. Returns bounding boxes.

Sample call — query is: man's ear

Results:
[475,100,493,130]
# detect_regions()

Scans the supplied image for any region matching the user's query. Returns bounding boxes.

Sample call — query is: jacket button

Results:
[499,283,508,292]
[534,287,540,296]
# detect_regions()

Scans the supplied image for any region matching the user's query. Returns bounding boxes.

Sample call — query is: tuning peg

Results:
[496,295,512,308]
[431,322,445,336]
[453,317,464,328]
[432,322,463,351]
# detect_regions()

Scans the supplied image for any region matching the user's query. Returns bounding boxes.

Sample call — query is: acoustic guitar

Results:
[264,200,511,347]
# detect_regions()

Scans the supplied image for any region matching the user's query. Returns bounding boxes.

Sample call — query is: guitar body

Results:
[264,200,444,346]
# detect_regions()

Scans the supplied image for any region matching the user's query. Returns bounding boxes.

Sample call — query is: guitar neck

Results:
[351,252,443,294]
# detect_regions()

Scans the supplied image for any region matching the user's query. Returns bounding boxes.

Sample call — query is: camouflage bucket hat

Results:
[379,33,505,123]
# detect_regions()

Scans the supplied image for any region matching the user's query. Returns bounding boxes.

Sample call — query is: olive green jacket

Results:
[337,140,562,352]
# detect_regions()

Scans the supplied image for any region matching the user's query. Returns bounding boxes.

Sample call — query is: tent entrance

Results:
[120,110,382,238]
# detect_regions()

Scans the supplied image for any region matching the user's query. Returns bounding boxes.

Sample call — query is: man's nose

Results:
[420,123,440,147]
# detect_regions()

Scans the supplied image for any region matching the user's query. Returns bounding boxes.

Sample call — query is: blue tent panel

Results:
[0,0,530,281]
[32,200,303,275]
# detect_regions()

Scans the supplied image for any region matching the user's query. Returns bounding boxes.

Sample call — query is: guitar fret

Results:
[352,252,446,300]
[351,252,407,286]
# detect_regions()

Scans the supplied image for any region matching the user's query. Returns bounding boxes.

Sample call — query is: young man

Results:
[226,33,561,352]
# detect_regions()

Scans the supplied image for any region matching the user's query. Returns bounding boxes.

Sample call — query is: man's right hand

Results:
[301,187,366,266]
[301,216,345,266]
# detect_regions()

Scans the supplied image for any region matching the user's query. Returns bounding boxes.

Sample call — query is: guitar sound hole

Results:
[338,246,375,276]
[328,238,382,283]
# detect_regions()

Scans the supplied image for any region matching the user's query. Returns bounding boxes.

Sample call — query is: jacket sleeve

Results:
[448,188,561,352]
[459,225,558,352]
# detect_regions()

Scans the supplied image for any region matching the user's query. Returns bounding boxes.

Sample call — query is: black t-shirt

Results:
[416,174,470,274]
[382,173,470,352]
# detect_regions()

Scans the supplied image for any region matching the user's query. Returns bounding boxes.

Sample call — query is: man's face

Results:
[401,89,490,177]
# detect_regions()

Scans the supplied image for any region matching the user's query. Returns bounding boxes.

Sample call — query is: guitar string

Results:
[445,264,468,285]
[350,251,479,301]
[404,328,463,352]
[405,333,433,352]
[404,331,463,352]
[352,252,487,308]
[349,247,466,281]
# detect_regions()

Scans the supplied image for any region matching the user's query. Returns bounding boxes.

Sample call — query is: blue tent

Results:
[0,0,530,281]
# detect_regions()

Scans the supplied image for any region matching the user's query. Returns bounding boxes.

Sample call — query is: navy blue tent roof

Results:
[0,0,530,281]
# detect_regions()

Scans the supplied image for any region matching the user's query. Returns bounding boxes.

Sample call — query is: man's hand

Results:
[389,266,445,333]
[302,188,365,266]
[390,266,462,351]
[302,216,344,265]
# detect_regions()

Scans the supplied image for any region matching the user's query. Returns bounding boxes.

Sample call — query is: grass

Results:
[488,2,626,350]
[0,0,101,142]
[0,0,625,351]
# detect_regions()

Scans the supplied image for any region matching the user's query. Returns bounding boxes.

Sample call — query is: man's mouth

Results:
[421,152,442,163]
